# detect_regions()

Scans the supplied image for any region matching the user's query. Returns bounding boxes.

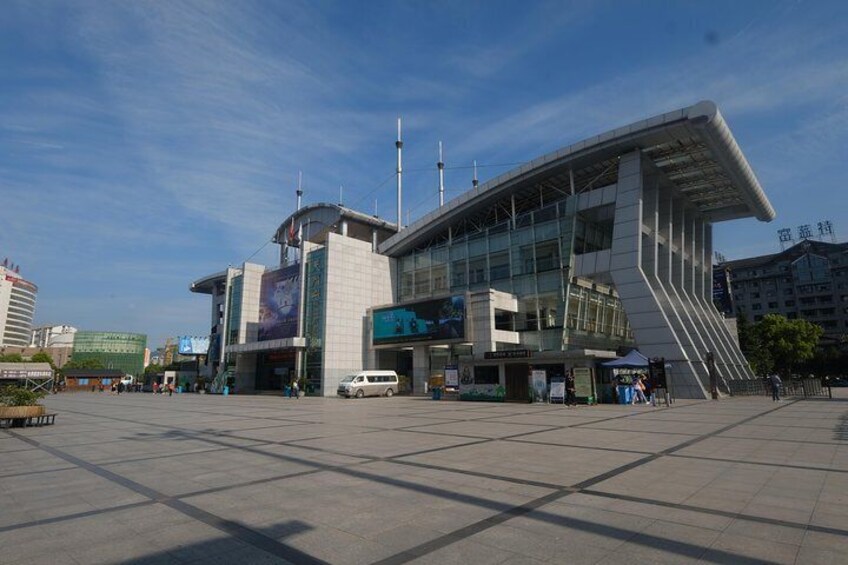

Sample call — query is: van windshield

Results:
[340,375,355,383]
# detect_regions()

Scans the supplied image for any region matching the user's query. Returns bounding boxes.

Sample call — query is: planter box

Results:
[0,405,45,419]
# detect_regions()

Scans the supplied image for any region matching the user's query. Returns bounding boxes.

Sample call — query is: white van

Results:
[337,371,399,398]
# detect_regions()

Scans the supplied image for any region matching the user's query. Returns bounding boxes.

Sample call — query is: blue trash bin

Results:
[432,387,442,400]
[223,386,229,396]
[617,385,632,405]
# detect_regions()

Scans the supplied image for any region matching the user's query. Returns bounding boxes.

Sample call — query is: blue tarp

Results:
[601,349,649,369]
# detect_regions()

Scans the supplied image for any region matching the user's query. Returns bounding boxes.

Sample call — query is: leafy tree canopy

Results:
[751,314,823,377]
[29,351,55,365]
[64,358,105,370]
[0,353,24,363]
[144,363,164,375]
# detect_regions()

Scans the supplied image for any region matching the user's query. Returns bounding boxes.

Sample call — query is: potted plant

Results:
[0,385,46,423]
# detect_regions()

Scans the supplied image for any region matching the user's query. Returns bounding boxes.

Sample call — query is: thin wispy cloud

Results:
[2,0,846,345]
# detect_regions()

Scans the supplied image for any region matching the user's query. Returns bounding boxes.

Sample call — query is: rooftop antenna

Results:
[472,160,479,189]
[438,141,445,207]
[339,185,344,207]
[396,117,403,231]
[296,171,303,211]
[374,196,378,217]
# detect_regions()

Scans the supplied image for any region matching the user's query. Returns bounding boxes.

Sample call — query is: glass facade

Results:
[304,248,327,394]
[71,331,147,377]
[396,198,632,353]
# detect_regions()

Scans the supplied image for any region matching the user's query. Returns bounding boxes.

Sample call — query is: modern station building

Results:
[192,101,775,399]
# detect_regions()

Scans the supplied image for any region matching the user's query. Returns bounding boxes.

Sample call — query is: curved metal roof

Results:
[380,101,775,257]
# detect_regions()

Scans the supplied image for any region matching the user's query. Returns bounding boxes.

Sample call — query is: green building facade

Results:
[72,331,147,377]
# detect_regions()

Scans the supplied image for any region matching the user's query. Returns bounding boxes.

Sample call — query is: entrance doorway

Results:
[256,351,296,391]
[505,363,529,402]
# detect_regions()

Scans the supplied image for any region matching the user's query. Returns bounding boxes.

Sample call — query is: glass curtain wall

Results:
[397,197,632,352]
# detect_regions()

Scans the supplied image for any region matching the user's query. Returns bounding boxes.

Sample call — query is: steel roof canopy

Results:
[380,101,775,257]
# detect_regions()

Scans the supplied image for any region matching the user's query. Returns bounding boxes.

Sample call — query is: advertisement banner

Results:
[444,365,459,388]
[373,295,465,345]
[259,264,301,341]
[178,336,210,355]
[531,370,547,401]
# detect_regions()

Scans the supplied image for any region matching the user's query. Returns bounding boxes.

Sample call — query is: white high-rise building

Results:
[30,324,77,348]
[0,264,38,347]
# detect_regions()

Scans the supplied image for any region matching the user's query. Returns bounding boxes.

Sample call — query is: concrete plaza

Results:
[2,391,847,564]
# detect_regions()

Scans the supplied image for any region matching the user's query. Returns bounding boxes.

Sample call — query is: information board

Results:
[549,377,565,403]
[531,370,547,401]
[444,365,459,388]
[573,367,593,398]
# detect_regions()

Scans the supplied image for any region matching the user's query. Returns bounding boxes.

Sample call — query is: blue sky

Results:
[2,0,846,349]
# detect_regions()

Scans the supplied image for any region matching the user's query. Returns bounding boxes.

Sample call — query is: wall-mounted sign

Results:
[259,264,301,341]
[373,295,465,345]
[483,349,531,360]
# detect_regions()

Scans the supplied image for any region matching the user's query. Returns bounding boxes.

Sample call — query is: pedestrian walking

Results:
[769,373,782,401]
[632,374,648,405]
[565,371,577,406]
[168,382,174,397]
[292,379,300,400]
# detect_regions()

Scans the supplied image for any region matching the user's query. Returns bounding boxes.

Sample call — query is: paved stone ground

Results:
[2,390,848,564]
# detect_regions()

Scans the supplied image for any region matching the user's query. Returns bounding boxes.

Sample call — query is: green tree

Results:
[0,353,24,363]
[144,363,164,375]
[752,314,823,377]
[29,352,54,365]
[64,358,105,370]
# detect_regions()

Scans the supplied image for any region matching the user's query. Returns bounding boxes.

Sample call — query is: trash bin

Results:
[432,387,442,400]
[223,386,229,396]
[617,385,632,405]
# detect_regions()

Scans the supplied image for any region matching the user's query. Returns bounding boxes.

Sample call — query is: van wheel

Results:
[355,389,364,399]
[385,388,394,398]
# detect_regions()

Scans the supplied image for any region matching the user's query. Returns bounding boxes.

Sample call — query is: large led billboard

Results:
[178,336,210,355]
[373,295,465,345]
[259,264,301,341]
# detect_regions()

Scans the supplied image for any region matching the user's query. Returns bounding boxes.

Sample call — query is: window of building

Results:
[432,265,447,292]
[451,260,467,288]
[754,315,763,322]
[494,310,515,331]
[468,257,487,285]
[784,288,794,295]
[414,268,430,295]
[751,292,760,299]
[785,300,795,307]
[768,302,778,309]
[489,252,510,281]
[473,365,499,385]
[535,241,560,272]
[752,304,762,310]
[787,312,797,319]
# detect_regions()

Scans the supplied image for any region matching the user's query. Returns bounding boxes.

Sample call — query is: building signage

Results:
[259,264,301,341]
[712,267,733,315]
[0,369,52,379]
[373,295,465,345]
[549,377,565,402]
[483,349,531,360]
[178,335,210,355]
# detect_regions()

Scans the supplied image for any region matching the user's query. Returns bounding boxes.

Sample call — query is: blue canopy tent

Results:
[601,349,649,369]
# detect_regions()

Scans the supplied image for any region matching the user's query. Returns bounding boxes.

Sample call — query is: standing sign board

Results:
[573,367,595,404]
[444,365,459,390]
[531,370,547,402]
[549,377,565,404]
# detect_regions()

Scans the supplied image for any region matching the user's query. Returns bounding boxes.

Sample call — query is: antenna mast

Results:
[438,141,445,207]
[396,118,403,231]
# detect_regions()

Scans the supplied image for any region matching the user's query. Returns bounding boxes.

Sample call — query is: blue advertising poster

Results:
[259,264,301,341]
[373,295,465,345]
[178,336,210,355]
